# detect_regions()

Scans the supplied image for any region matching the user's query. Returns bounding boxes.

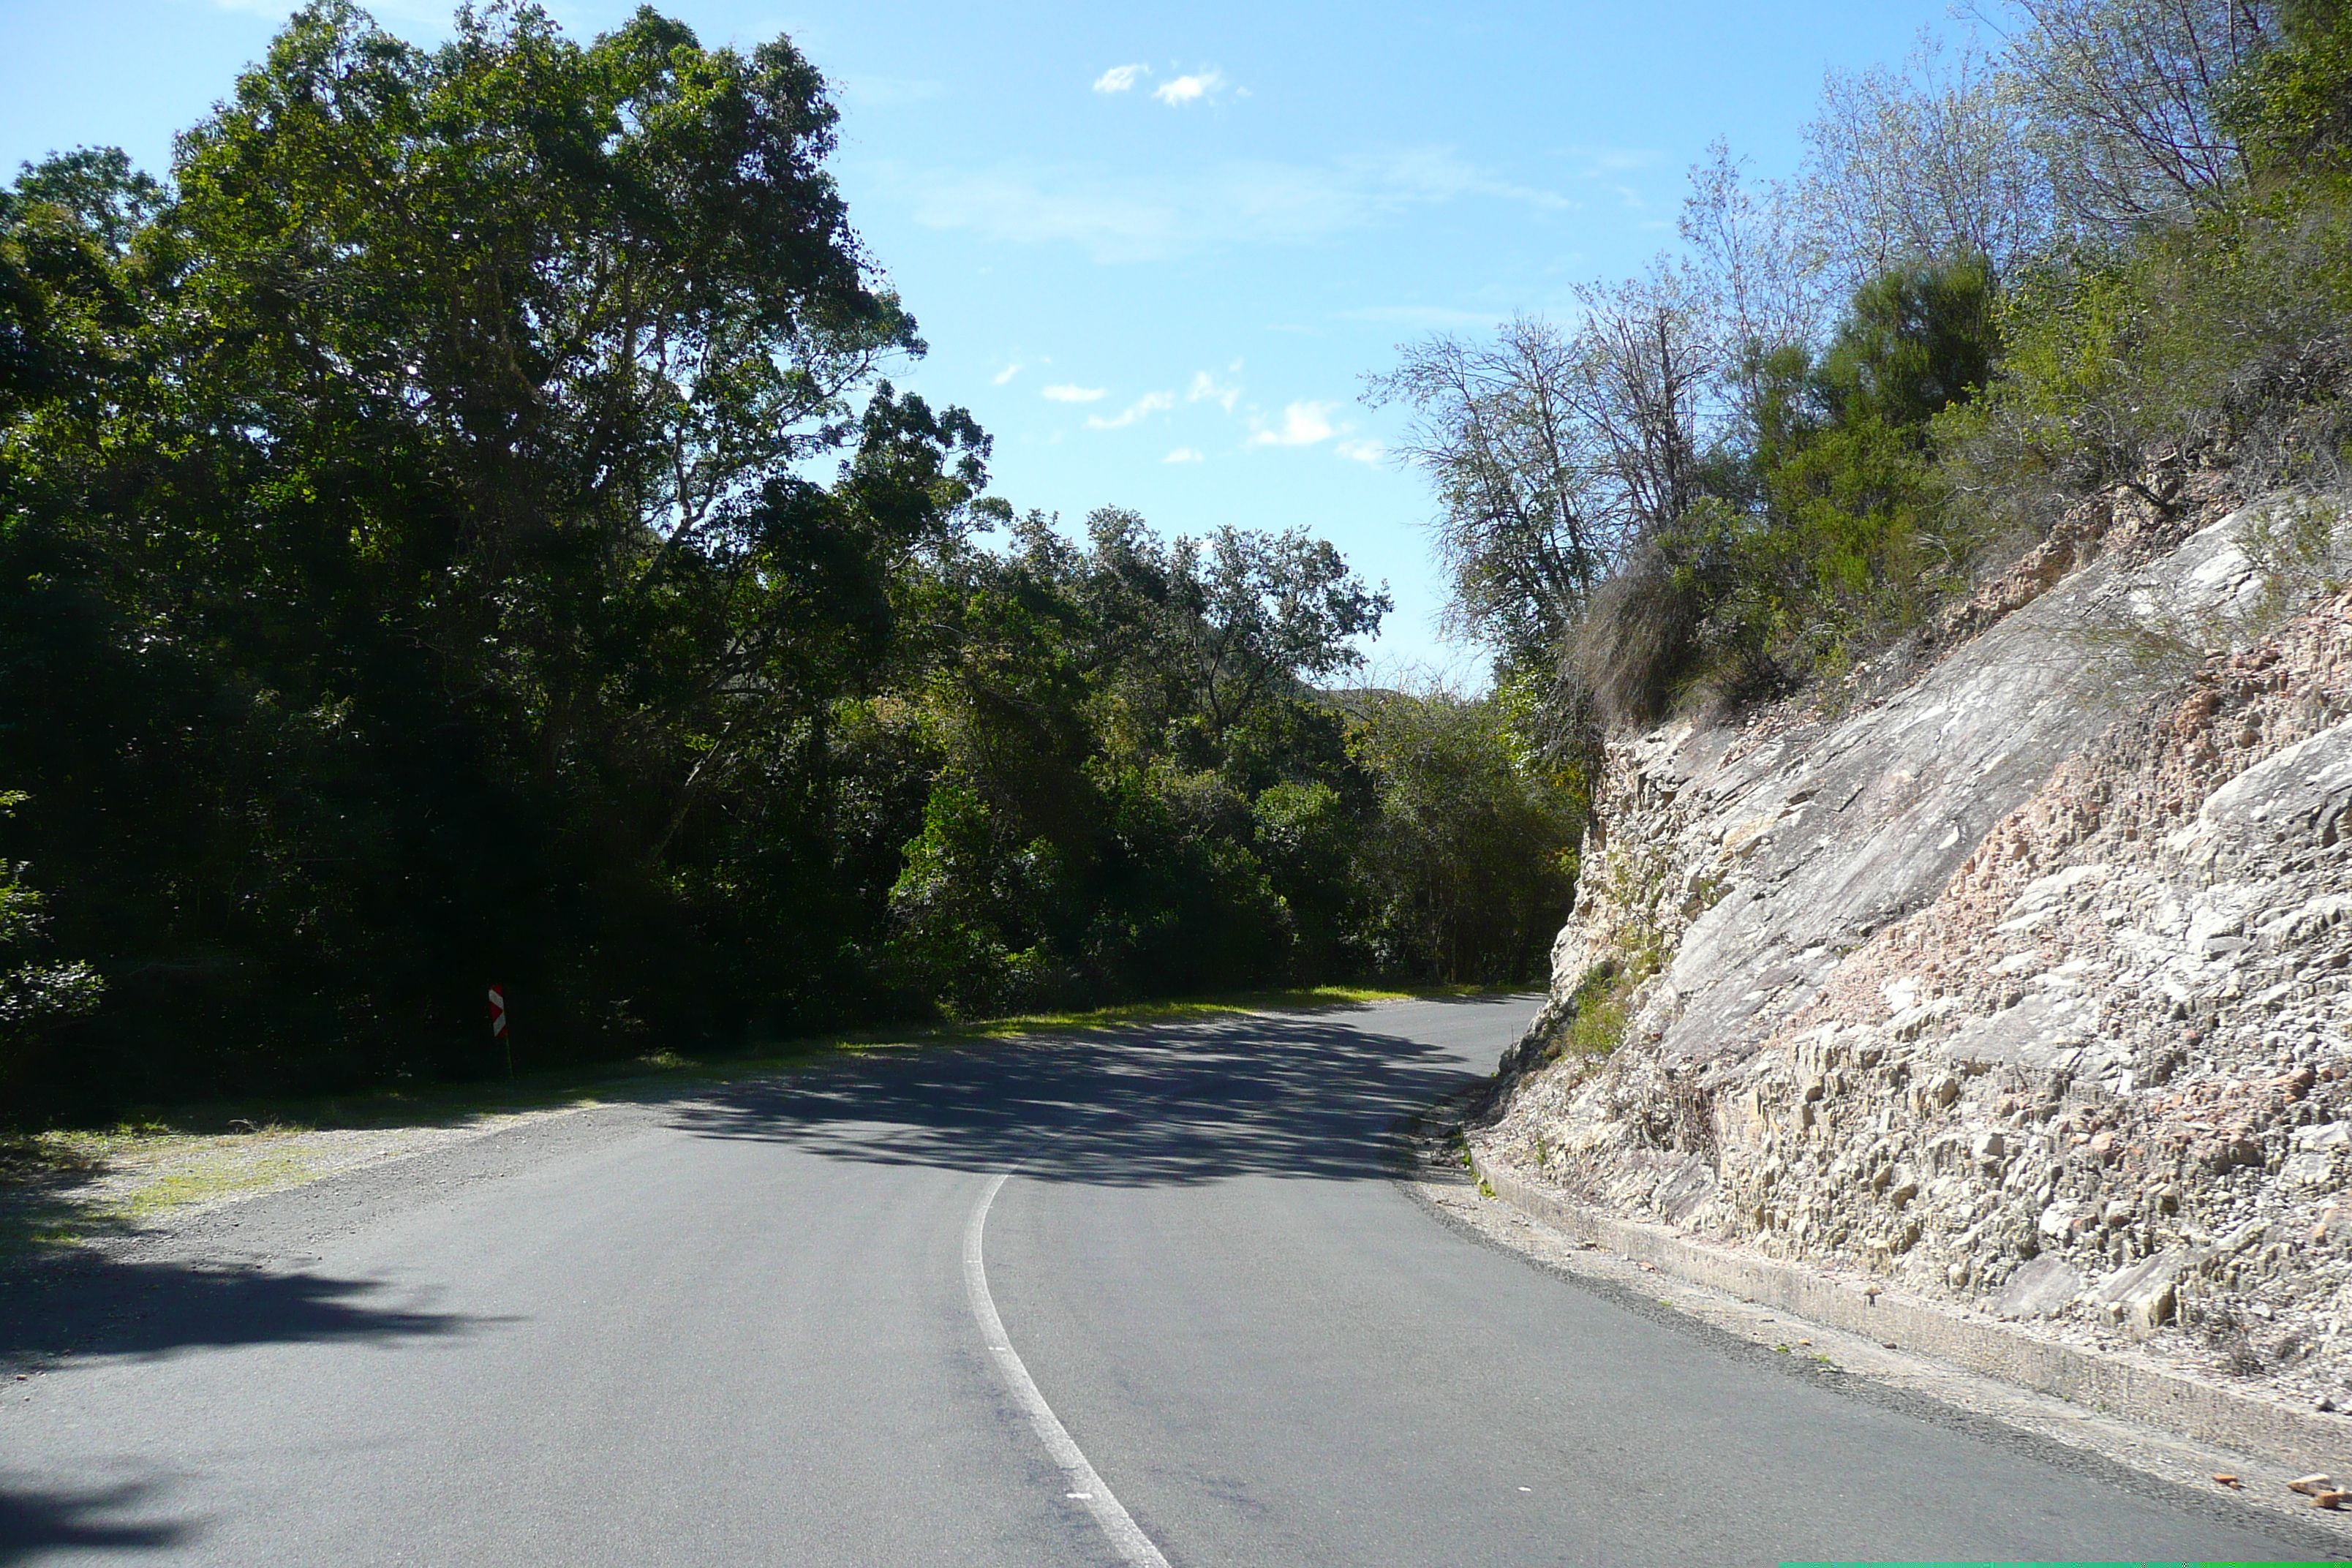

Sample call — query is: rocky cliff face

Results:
[1485,480,2352,1404]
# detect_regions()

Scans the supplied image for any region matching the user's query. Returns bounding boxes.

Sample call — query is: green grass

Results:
[932,982,1470,1041]
[1553,954,1659,1061]
[23,981,1476,1140]
[0,981,1504,1266]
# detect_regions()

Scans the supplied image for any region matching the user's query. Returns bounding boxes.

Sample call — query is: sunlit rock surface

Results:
[1486,483,2352,1403]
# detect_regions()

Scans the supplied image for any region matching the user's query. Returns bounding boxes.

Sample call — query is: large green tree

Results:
[0,2,988,1101]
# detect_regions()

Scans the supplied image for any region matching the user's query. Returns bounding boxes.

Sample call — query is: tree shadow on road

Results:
[0,1252,489,1371]
[668,996,1530,1188]
[0,1254,489,1557]
[0,1478,194,1564]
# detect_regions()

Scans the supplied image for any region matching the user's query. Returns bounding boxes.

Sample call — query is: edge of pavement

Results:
[1,990,1466,1267]
[1459,1130,2352,1483]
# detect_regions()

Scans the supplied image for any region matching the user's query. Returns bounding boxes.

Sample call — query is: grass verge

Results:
[0,981,1502,1266]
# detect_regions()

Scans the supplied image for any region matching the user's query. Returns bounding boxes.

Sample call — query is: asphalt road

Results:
[0,996,2333,1565]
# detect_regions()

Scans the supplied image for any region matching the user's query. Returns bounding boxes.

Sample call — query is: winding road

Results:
[0,997,2329,1564]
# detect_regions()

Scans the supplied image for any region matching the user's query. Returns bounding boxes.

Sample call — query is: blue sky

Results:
[1,0,1967,676]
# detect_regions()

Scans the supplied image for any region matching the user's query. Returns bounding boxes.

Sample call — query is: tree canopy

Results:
[1,2,1575,1115]
[1369,0,2352,725]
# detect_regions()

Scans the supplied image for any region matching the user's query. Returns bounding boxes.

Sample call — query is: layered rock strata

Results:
[1485,487,2352,1406]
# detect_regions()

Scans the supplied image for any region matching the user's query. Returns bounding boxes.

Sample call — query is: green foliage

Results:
[2223,0,2352,181]
[880,507,1563,1011]
[1575,258,2001,720]
[1814,262,1999,431]
[1351,690,1579,986]
[1931,4,2352,535]
[1938,256,2151,509]
[1942,180,2352,536]
[1730,262,1997,674]
[1719,57,2352,696]
[0,2,1578,1114]
[882,777,1071,1019]
[1408,5,2352,747]
[1555,957,1648,1061]
[0,1,978,1110]
[1250,780,1362,976]
[0,794,102,1096]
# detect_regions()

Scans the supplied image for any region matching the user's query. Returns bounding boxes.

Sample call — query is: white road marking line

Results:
[963,1171,1172,1568]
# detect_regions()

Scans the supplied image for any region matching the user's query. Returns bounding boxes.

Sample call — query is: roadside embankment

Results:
[1480,475,2352,1450]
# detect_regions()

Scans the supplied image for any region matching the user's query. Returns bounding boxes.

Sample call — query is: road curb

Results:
[1466,1142,2352,1474]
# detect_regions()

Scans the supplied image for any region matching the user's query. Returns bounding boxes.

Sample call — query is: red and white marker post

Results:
[489,984,510,1076]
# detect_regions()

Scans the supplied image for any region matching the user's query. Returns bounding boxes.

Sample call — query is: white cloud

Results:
[1351,148,1572,213]
[1186,370,1241,412]
[1248,401,1340,447]
[1558,145,1663,176]
[837,75,946,108]
[1088,391,1176,429]
[993,361,1027,385]
[875,148,1569,265]
[1041,383,1107,402]
[1153,71,1224,107]
[1335,438,1384,464]
[1336,304,1506,329]
[1092,64,1150,94]
[1553,147,1665,214]
[1164,448,1205,464]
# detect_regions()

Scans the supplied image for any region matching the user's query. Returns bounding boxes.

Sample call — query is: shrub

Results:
[1352,690,1578,985]
[1942,184,2352,539]
[0,794,102,1102]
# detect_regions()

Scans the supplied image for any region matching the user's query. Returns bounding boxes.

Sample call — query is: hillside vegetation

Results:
[1372,0,2352,727]
[0,3,1576,1115]
[11,0,2348,1119]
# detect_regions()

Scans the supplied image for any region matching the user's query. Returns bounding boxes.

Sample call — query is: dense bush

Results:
[878,510,1572,1017]
[1349,690,1579,986]
[1942,184,2352,537]
[0,4,1583,1114]
[1568,259,2001,720]
[1382,0,2352,731]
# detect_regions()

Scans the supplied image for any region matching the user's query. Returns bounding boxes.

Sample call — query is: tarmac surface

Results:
[0,995,2332,1564]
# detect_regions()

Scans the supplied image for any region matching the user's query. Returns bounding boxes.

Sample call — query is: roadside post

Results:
[490,984,510,1077]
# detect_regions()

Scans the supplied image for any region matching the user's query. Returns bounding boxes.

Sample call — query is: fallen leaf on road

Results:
[2290,1473,2334,1496]
[2214,1474,2242,1488]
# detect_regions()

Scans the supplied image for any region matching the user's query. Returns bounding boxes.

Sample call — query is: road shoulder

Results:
[1392,1104,2352,1558]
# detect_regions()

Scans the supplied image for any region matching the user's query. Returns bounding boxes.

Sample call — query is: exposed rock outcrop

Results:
[1485,483,2352,1406]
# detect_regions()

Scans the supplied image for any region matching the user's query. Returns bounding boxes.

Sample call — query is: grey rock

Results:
[1654,1156,1716,1223]
[1611,513,2262,1071]
[1487,486,2352,1409]
[1995,1255,2085,1319]
[2179,717,2352,876]
[2089,1248,2193,1336]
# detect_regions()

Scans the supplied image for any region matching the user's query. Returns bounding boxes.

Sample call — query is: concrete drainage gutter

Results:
[1468,1143,2352,1474]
